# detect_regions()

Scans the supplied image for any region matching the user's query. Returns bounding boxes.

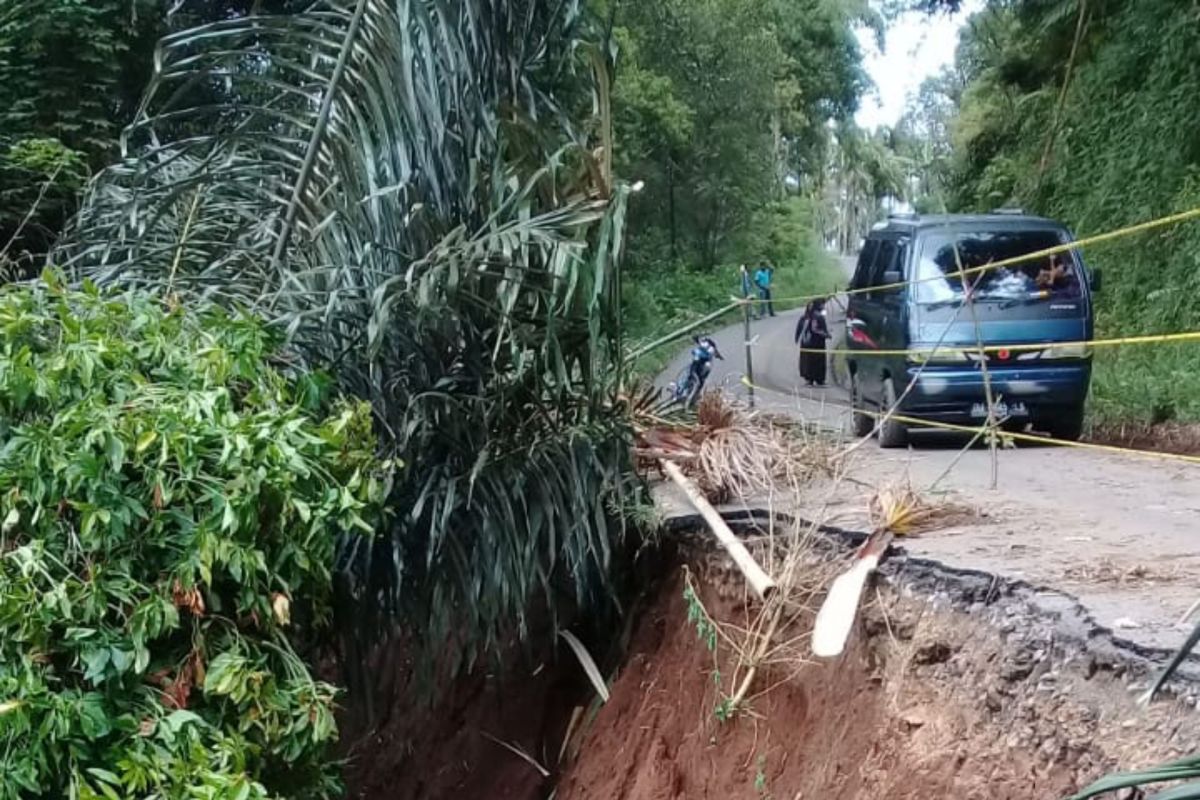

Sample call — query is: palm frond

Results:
[57,0,636,669]
[1067,755,1200,800]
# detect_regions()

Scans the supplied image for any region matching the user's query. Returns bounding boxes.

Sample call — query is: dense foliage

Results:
[0,1,308,273]
[609,0,871,354]
[820,123,910,254]
[55,0,636,673]
[612,0,871,269]
[906,0,1200,425]
[0,282,385,798]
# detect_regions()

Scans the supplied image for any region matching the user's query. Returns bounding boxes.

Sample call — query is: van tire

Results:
[877,378,908,449]
[849,372,875,438]
[1044,405,1085,442]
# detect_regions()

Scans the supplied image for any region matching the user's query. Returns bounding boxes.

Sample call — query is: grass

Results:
[1088,343,1200,429]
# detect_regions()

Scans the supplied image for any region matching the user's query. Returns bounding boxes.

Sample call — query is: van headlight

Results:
[907,347,969,365]
[1041,342,1091,359]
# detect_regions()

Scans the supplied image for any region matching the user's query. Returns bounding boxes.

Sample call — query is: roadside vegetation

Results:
[609,0,870,373]
[2,0,637,794]
[5,0,1199,797]
[894,0,1200,431]
[0,282,385,797]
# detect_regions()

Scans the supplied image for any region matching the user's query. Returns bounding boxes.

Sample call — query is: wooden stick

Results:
[662,460,776,600]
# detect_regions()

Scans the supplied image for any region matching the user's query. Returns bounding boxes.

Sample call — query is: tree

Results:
[613,0,780,267]
[613,0,870,269]
[821,123,909,253]
[0,1,156,270]
[894,69,962,211]
[57,0,636,677]
[0,0,310,273]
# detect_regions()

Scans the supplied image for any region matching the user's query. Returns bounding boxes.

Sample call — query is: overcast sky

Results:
[855,1,982,130]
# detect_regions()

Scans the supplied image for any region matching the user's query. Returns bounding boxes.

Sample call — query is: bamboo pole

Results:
[743,298,756,409]
[662,460,776,600]
[812,528,893,658]
[626,301,743,361]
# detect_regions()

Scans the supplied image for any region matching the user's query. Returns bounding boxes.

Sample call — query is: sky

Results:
[855,1,982,130]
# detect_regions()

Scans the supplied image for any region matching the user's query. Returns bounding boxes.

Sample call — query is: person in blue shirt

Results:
[753,261,775,318]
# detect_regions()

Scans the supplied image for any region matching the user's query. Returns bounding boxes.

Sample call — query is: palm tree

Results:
[823,123,909,252]
[57,0,637,682]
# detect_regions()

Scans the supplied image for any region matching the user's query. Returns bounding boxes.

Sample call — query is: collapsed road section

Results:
[554,517,1200,800]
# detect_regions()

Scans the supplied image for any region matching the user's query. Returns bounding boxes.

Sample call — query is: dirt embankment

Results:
[342,530,1200,800]
[555,550,1200,800]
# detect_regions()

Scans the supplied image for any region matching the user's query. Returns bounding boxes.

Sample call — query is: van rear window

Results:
[915,229,1081,304]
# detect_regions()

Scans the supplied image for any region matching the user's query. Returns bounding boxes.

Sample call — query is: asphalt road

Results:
[662,254,1200,652]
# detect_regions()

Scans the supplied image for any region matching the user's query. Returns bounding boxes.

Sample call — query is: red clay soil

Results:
[554,570,1078,800]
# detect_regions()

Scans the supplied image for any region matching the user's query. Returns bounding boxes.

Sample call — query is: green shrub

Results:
[0,279,386,798]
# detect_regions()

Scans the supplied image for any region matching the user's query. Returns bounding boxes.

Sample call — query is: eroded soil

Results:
[555,550,1200,800]
[342,527,1200,800]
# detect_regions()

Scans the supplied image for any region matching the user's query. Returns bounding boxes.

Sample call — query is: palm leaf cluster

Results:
[57,0,637,668]
[1068,755,1200,800]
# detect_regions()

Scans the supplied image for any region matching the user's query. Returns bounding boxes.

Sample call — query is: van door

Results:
[874,236,911,402]
[846,238,881,397]
[852,236,900,404]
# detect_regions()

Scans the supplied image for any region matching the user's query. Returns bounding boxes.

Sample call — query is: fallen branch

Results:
[811,528,894,658]
[662,459,776,600]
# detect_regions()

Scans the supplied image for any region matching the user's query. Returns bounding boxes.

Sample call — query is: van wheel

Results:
[877,377,908,449]
[848,372,874,438]
[1043,405,1085,442]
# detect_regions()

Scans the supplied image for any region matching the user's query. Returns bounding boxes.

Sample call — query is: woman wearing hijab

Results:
[795,298,830,386]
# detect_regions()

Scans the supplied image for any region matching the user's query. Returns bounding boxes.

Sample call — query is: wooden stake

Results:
[662,460,776,600]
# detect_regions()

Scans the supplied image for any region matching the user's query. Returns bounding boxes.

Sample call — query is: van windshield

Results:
[914,229,1081,305]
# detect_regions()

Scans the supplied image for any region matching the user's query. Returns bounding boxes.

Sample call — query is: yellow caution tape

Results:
[792,329,1200,358]
[737,375,1200,467]
[882,412,1200,466]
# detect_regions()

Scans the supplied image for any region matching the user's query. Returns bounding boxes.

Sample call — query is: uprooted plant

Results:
[635,391,837,503]
[0,282,388,798]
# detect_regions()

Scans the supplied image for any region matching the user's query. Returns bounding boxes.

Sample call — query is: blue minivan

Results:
[845,212,1100,447]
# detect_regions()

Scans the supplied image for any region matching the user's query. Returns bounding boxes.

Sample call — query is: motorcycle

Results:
[668,335,724,409]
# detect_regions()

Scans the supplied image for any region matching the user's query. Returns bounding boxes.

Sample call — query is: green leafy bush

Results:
[0,280,386,798]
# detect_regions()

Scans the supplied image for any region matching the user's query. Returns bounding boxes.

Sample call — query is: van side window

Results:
[870,239,898,294]
[875,239,909,296]
[851,240,880,291]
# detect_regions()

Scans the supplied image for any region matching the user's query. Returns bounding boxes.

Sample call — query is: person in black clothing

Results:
[795,298,830,386]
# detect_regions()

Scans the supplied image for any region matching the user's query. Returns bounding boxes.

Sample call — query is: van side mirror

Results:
[1089,267,1102,293]
[881,270,902,287]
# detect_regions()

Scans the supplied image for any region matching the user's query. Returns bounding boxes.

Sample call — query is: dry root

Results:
[635,390,836,503]
[869,483,977,536]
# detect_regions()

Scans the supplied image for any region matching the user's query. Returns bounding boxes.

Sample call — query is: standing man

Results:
[739,263,752,300]
[753,261,776,318]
